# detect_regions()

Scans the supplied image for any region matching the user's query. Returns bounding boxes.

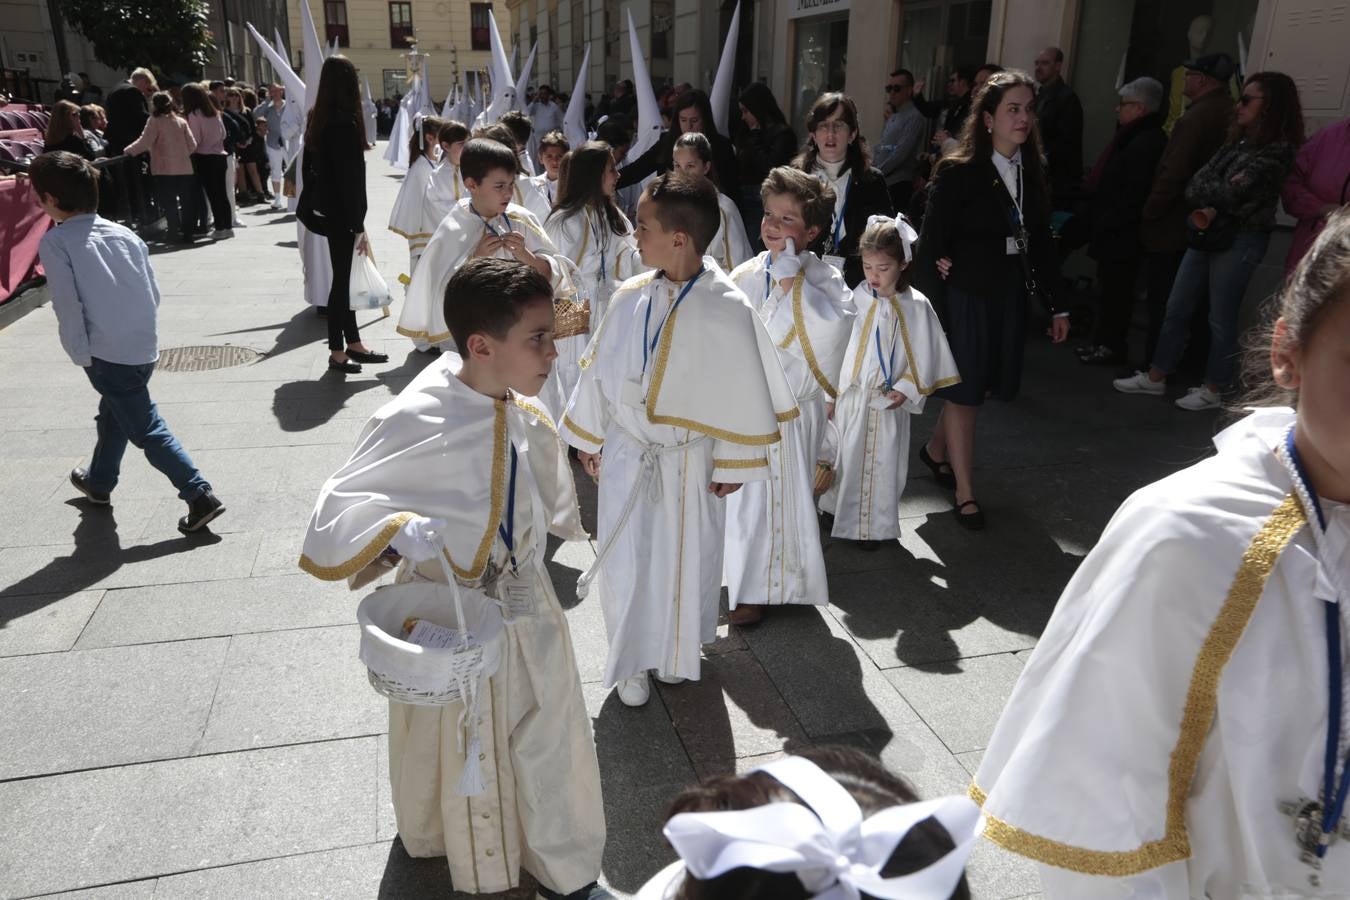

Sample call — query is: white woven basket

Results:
[356,550,505,707]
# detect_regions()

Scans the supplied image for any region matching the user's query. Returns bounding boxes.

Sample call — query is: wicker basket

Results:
[554,296,592,339]
[356,551,505,707]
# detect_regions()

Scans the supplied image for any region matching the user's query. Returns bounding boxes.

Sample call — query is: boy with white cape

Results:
[560,172,798,707]
[299,258,609,900]
[724,167,854,624]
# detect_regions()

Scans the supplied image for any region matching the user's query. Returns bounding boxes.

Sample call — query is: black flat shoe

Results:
[1078,345,1126,366]
[918,444,957,489]
[328,358,362,374]
[346,348,389,363]
[178,490,225,534]
[954,499,985,530]
[70,467,111,505]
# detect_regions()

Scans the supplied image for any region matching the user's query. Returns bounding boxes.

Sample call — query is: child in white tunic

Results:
[423,119,467,227]
[560,172,798,708]
[475,122,543,213]
[672,132,753,273]
[386,114,444,278]
[972,212,1350,898]
[397,139,566,353]
[821,216,960,548]
[724,167,854,625]
[542,141,644,417]
[522,130,567,225]
[299,258,610,899]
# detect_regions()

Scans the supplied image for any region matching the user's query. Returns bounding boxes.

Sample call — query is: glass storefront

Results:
[899,1,992,97]
[791,14,849,125]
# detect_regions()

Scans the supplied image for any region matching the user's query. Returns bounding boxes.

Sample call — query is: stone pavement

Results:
[0,147,1284,899]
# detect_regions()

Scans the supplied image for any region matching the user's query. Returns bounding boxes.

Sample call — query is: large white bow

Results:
[865,214,920,262]
[645,756,980,900]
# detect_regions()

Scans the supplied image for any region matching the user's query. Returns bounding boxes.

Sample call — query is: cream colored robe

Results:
[424,159,464,228]
[298,355,604,896]
[723,252,853,608]
[560,262,798,685]
[709,191,754,274]
[974,409,1350,898]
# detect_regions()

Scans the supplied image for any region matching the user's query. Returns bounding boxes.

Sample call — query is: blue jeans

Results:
[83,358,209,501]
[1149,231,1269,388]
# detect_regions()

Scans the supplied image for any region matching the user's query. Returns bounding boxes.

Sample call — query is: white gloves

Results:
[389,516,448,563]
[771,238,802,280]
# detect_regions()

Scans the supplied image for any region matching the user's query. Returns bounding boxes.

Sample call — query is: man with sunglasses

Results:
[873,69,926,213]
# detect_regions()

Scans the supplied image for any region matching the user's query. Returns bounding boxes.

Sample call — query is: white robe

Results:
[709,192,754,274]
[387,154,438,275]
[521,172,556,226]
[297,355,604,896]
[396,200,562,350]
[821,284,960,541]
[723,252,854,608]
[973,408,1350,898]
[560,263,798,686]
[294,141,331,308]
[424,160,464,227]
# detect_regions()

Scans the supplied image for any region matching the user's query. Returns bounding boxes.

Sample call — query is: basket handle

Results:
[434,543,473,652]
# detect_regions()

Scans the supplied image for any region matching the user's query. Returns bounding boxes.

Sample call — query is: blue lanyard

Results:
[473,206,513,237]
[593,213,607,287]
[872,289,899,389]
[642,269,704,376]
[830,174,852,253]
[496,443,519,576]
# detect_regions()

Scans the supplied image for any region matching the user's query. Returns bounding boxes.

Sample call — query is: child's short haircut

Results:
[642,170,720,255]
[857,217,913,289]
[437,119,469,146]
[473,123,519,154]
[539,130,569,153]
[673,131,713,164]
[29,151,99,213]
[499,109,533,146]
[760,166,836,236]
[444,257,553,350]
[460,137,520,182]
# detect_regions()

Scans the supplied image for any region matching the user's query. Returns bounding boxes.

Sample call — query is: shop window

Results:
[325,0,349,47]
[471,3,493,51]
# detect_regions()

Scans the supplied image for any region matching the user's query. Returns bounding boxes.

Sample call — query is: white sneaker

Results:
[1175,385,1221,411]
[1113,371,1165,396]
[616,674,650,707]
[231,218,245,228]
[654,672,686,685]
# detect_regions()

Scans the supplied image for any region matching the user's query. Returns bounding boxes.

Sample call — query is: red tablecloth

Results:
[0,175,49,304]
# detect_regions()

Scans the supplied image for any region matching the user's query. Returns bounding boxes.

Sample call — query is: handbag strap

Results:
[991,170,1039,294]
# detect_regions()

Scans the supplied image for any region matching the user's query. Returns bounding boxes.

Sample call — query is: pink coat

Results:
[1281,118,1350,273]
[123,114,197,176]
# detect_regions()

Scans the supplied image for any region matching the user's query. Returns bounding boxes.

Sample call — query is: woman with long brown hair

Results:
[913,69,1069,530]
[43,100,98,160]
[180,82,232,234]
[1114,71,1303,410]
[300,55,386,373]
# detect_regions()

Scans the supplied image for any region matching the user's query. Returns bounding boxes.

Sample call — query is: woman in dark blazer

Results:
[913,69,1069,529]
[301,55,388,374]
[792,92,893,288]
[616,89,739,199]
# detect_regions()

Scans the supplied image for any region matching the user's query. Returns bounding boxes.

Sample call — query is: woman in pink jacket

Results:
[124,91,198,244]
[1281,116,1349,272]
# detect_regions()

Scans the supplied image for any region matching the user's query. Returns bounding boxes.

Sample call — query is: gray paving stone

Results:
[136,490,320,541]
[0,495,162,549]
[75,574,357,649]
[198,625,385,753]
[955,748,985,777]
[0,589,103,657]
[44,881,159,899]
[153,842,393,899]
[0,737,378,896]
[0,638,227,779]
[965,839,1044,900]
[584,682,696,793]
[884,652,1027,754]
[250,527,310,577]
[376,733,397,842]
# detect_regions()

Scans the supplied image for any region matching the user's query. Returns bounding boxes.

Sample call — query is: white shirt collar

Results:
[991,149,1022,199]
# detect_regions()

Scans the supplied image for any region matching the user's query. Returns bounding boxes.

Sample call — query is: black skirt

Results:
[936,284,1027,406]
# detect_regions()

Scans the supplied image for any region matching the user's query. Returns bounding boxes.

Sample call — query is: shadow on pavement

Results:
[377,836,536,898]
[270,349,429,431]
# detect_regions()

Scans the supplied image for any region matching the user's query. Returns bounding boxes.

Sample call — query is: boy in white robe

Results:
[724,167,854,625]
[971,213,1350,897]
[821,216,960,548]
[560,171,798,707]
[523,130,567,225]
[671,132,753,273]
[386,115,443,278]
[398,139,564,353]
[423,119,468,228]
[299,258,610,900]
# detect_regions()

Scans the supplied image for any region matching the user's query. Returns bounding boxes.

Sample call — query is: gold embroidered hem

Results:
[971,494,1306,876]
[298,511,415,581]
[395,324,453,344]
[576,272,657,372]
[713,457,769,469]
[444,401,510,580]
[562,415,604,447]
[389,225,434,240]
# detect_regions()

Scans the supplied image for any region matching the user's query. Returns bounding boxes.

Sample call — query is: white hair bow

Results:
[639,757,980,900]
[865,214,920,262]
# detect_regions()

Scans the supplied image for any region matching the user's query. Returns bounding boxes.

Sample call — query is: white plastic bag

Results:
[350,242,393,311]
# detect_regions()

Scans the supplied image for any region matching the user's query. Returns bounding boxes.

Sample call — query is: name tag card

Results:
[621,378,645,409]
[495,572,535,619]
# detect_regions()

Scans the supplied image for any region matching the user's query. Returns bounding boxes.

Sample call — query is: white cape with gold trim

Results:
[709,192,754,274]
[559,262,798,686]
[423,160,464,232]
[387,154,437,267]
[297,355,604,896]
[971,408,1347,898]
[821,284,960,541]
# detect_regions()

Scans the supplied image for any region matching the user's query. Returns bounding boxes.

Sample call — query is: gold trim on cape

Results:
[789,274,839,399]
[298,511,416,581]
[395,324,453,344]
[562,414,604,447]
[971,493,1306,875]
[576,272,658,371]
[388,226,433,240]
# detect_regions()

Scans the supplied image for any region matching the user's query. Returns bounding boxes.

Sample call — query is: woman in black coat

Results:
[792,92,893,288]
[300,55,388,374]
[616,89,739,198]
[735,82,796,243]
[912,69,1068,529]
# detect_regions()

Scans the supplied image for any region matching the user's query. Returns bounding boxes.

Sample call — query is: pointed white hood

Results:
[621,9,662,166]
[475,9,517,125]
[515,41,537,109]
[563,44,592,149]
[298,0,325,113]
[708,1,741,136]
[248,22,305,107]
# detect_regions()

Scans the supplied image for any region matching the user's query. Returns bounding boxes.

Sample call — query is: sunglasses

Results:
[1238,93,1262,106]
[885,84,910,93]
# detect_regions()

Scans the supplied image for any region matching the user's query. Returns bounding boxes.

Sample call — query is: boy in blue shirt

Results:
[31,151,225,533]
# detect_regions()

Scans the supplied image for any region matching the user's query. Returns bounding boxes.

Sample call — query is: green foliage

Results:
[62,0,217,79]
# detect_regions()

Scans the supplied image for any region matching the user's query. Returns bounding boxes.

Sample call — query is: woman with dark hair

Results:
[913,70,1068,530]
[735,82,796,243]
[43,100,98,160]
[792,92,893,288]
[300,55,387,374]
[123,91,199,243]
[181,82,232,234]
[1114,70,1303,410]
[616,89,739,198]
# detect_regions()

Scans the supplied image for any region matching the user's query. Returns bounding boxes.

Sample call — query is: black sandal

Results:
[918,444,957,489]
[954,499,985,531]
